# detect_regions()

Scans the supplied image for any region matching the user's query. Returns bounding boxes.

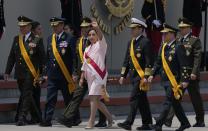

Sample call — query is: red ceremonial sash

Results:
[85,53,106,79]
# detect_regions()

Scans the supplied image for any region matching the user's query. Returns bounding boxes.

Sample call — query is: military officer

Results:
[117,18,153,130]
[40,17,77,127]
[148,24,191,131]
[4,16,46,126]
[57,17,107,128]
[176,18,205,127]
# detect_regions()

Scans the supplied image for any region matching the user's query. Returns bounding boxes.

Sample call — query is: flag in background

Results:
[60,0,82,36]
[0,0,5,40]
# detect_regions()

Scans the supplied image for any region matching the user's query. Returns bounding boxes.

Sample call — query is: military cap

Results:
[128,18,147,28]
[17,16,33,26]
[80,17,92,27]
[50,17,65,26]
[161,24,178,33]
[178,18,193,28]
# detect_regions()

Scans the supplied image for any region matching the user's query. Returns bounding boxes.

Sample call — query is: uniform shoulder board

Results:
[145,0,153,3]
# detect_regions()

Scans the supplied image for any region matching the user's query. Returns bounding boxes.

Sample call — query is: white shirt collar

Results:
[183,32,191,39]
[135,35,142,41]
[167,39,175,46]
[56,31,64,39]
[25,32,31,42]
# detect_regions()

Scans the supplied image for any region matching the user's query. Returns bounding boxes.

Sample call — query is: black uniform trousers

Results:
[187,80,204,123]
[15,80,42,122]
[156,83,190,127]
[44,78,72,122]
[125,81,152,125]
[63,80,106,123]
[17,75,41,122]
[164,80,205,124]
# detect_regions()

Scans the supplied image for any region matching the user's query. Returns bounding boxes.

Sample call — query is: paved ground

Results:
[0,112,208,131]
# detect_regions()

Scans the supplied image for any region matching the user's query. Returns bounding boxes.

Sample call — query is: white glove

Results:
[152,20,161,28]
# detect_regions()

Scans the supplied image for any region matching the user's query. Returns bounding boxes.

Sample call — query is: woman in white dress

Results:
[79,20,113,129]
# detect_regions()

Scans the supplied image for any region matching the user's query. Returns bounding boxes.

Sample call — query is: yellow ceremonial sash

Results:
[161,42,182,100]
[130,39,149,91]
[78,37,84,63]
[51,34,75,93]
[19,35,39,87]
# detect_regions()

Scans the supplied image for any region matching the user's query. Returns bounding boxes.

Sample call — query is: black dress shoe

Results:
[152,124,162,131]
[193,122,205,127]
[27,119,41,125]
[39,121,52,127]
[16,120,26,126]
[117,122,131,130]
[154,116,172,127]
[72,119,82,126]
[136,124,152,130]
[94,122,107,127]
[57,117,73,127]
[175,124,191,131]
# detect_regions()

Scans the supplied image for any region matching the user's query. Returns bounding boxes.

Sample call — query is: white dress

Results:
[81,37,108,95]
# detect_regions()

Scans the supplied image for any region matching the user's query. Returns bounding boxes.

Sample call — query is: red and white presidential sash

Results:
[84,53,107,80]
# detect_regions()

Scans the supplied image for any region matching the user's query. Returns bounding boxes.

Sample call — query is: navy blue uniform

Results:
[152,40,190,128]
[43,32,76,122]
[120,35,153,126]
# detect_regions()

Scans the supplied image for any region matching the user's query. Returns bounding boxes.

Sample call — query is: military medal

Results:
[168,56,172,61]
[61,48,66,55]
[186,50,190,56]
[29,50,33,55]
[87,58,91,63]
[136,53,141,58]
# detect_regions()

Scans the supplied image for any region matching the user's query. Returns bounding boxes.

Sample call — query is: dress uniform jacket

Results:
[46,32,76,79]
[152,40,181,83]
[121,35,153,82]
[176,33,202,81]
[5,33,46,79]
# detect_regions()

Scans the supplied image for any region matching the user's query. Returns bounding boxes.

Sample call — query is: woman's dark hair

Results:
[87,27,98,36]
[31,21,40,31]
[86,27,99,45]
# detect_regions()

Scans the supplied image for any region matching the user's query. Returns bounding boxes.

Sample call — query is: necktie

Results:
[181,37,184,43]
[23,35,26,42]
[56,35,59,42]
